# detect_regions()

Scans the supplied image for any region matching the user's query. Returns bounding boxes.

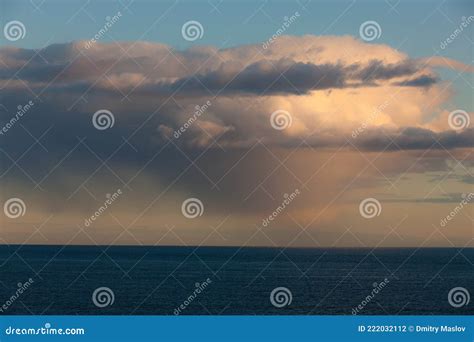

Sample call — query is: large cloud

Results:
[0,35,472,155]
[0,36,473,247]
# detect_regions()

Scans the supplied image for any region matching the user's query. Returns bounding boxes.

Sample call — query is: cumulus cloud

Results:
[1,36,473,246]
[0,35,471,153]
[1,37,438,95]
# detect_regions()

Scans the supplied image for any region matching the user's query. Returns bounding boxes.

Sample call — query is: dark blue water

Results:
[0,246,472,315]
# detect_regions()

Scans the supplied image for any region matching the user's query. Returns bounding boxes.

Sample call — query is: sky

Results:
[0,0,473,247]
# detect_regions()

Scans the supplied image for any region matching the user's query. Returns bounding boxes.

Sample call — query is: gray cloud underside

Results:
[352,127,474,151]
[0,40,471,164]
[0,44,437,97]
[140,59,436,96]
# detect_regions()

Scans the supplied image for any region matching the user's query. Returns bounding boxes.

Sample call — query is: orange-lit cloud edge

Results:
[1,35,472,247]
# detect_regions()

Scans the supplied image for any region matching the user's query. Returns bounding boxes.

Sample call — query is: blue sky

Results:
[2,0,472,60]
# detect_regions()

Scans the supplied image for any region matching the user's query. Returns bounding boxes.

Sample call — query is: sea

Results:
[0,246,472,315]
